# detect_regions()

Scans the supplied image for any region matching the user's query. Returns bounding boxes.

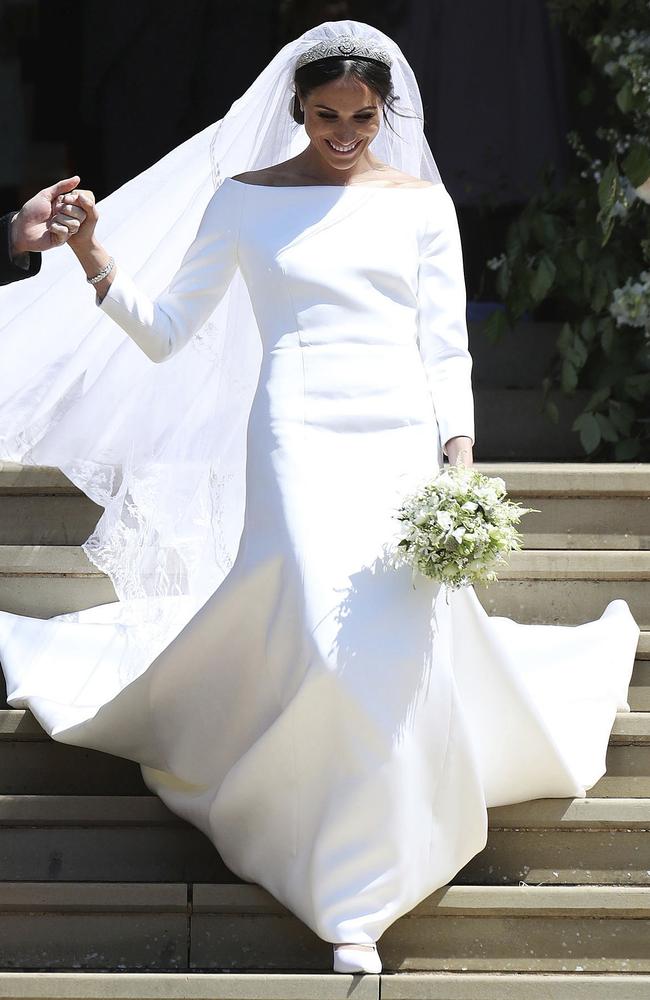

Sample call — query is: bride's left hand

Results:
[445,436,473,468]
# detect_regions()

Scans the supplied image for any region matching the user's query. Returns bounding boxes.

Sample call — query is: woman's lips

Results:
[325,138,363,156]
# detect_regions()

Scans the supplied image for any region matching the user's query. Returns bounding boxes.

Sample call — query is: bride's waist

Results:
[262,337,423,367]
[253,345,435,428]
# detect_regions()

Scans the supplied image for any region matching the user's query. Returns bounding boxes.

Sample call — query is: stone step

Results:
[0,796,648,886]
[0,795,229,883]
[192,883,650,972]
[0,973,379,1000]
[0,464,101,546]
[0,883,188,970]
[0,496,101,547]
[477,550,649,627]
[477,462,650,551]
[0,975,648,1000]
[0,546,647,625]
[475,463,650,495]
[1,882,649,972]
[1,712,649,797]
[628,657,649,711]
[0,973,647,1000]
[0,546,116,617]
[0,713,147,794]
[0,463,648,549]
[382,972,650,998]
[457,796,650,886]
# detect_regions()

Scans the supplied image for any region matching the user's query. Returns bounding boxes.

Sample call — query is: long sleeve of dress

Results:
[416,186,475,454]
[98,179,244,362]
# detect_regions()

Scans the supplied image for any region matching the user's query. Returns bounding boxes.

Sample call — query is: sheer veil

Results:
[0,19,444,668]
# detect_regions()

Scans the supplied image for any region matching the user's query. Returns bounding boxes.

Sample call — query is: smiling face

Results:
[299,74,382,173]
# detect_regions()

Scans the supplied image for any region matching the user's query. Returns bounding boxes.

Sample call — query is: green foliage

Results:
[486,0,650,459]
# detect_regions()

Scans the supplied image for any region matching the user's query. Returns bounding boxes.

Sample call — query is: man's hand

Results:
[10,176,88,255]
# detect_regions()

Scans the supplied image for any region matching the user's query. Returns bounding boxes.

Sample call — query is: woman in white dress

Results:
[0,19,640,975]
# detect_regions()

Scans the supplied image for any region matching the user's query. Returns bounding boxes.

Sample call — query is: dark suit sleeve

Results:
[0,213,42,286]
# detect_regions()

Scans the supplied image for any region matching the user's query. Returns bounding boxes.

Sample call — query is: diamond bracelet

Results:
[86,256,115,285]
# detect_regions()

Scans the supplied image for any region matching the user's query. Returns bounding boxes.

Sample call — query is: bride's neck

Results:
[293,147,389,186]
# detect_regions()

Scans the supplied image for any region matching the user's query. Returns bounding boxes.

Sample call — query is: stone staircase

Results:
[0,461,648,999]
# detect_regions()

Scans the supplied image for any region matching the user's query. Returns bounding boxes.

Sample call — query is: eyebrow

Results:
[313,104,377,112]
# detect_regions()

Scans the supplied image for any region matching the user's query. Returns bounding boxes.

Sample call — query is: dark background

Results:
[0,0,582,299]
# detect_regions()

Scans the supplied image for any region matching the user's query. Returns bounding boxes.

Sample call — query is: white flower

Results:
[486,253,506,271]
[634,176,650,204]
[609,270,650,332]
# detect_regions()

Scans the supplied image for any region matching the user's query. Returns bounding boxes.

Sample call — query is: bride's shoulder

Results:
[381,170,436,189]
[230,167,293,187]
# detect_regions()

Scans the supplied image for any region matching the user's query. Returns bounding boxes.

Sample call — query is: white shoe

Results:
[332,942,382,974]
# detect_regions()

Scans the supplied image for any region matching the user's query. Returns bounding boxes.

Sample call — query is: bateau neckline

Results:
[225,176,437,192]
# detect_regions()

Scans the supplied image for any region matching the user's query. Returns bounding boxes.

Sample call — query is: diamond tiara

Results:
[294,34,393,72]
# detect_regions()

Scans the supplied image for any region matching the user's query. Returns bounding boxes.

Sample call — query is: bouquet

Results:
[391,466,537,590]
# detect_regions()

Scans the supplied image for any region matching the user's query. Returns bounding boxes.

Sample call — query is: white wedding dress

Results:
[0,177,640,944]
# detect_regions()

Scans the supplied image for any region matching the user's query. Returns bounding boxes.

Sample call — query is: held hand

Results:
[59,188,99,251]
[445,436,474,468]
[10,176,88,254]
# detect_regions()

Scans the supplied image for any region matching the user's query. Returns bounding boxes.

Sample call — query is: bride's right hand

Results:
[57,189,99,250]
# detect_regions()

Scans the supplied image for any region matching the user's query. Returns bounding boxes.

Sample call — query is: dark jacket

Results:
[0,212,42,286]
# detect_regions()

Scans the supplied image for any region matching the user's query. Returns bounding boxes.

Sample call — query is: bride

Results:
[0,19,640,975]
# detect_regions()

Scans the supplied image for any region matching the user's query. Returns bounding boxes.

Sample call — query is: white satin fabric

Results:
[0,179,640,944]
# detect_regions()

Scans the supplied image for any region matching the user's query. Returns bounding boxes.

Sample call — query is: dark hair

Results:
[291,56,418,135]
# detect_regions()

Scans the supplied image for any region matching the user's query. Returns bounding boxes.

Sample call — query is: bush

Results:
[485,0,650,459]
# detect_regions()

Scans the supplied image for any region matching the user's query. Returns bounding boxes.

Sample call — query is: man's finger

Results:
[49,223,70,243]
[43,175,81,200]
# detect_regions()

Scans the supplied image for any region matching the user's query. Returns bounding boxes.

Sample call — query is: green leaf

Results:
[616,81,634,114]
[597,161,619,213]
[625,373,650,400]
[576,238,589,261]
[615,437,641,460]
[586,386,611,410]
[591,279,609,313]
[531,213,560,245]
[573,412,601,454]
[561,359,578,392]
[601,326,615,357]
[495,259,511,299]
[565,334,588,369]
[580,317,597,342]
[622,143,650,189]
[506,227,523,261]
[595,412,618,443]
[483,307,510,343]
[529,255,557,303]
[608,401,633,435]
[599,212,616,248]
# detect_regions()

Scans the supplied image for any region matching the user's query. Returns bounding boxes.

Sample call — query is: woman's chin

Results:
[321,141,367,168]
